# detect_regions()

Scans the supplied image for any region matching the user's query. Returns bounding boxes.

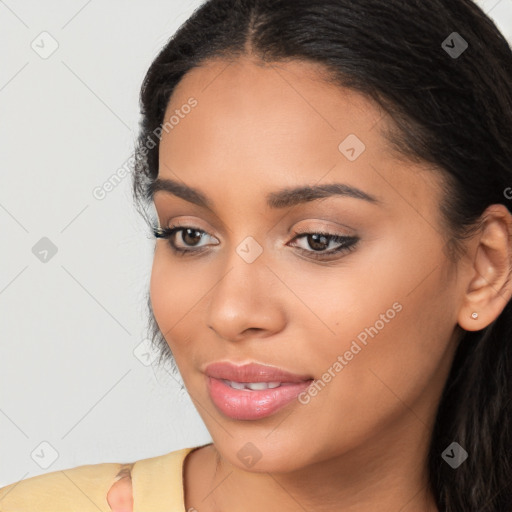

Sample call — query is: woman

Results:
[2,0,512,510]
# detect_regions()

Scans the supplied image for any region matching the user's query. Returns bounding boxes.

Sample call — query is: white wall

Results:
[0,0,510,487]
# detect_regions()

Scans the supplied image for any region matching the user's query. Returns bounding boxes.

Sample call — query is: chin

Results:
[210,430,317,474]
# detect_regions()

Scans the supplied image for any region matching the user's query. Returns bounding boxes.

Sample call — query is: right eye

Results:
[153,225,219,255]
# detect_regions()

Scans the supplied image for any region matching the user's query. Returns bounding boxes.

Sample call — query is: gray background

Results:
[0,0,510,487]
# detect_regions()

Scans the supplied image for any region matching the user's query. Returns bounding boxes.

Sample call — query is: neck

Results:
[192,414,440,512]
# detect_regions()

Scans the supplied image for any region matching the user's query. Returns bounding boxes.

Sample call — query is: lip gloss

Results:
[206,376,312,420]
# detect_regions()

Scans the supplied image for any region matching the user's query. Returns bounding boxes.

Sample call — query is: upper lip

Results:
[204,361,313,383]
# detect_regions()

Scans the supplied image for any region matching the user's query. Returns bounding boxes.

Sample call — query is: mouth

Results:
[220,380,284,390]
[204,361,314,420]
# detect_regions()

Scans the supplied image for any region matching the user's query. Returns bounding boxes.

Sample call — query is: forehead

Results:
[157,57,445,222]
[161,58,382,176]
[164,56,385,151]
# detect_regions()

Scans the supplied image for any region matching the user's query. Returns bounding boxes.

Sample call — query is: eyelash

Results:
[152,224,359,261]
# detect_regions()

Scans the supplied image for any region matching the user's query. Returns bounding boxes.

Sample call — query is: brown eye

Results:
[153,225,218,255]
[288,231,359,261]
[179,228,204,247]
[305,233,330,251]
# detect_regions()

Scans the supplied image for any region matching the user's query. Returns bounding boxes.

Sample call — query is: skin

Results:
[107,56,512,511]
[107,475,132,512]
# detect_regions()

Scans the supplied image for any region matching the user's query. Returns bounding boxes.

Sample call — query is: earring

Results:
[471,312,479,319]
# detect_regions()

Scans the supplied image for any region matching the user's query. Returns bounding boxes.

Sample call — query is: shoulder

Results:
[0,446,200,512]
[0,460,124,511]
[132,445,195,476]
[129,446,199,509]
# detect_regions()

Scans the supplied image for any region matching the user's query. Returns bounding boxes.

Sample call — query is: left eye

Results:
[289,232,357,253]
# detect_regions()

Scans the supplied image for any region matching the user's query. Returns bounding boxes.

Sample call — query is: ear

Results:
[458,204,512,331]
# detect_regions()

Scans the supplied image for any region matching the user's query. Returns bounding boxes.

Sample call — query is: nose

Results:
[205,246,287,343]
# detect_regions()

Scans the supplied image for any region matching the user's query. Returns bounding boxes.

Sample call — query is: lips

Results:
[204,361,314,420]
[204,361,313,383]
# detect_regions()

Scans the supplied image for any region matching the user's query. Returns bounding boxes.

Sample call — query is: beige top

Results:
[0,445,198,511]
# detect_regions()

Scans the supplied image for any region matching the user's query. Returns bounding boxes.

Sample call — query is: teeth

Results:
[229,380,246,390]
[223,380,282,390]
[247,382,271,391]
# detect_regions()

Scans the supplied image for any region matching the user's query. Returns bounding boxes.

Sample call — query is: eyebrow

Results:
[147,178,381,210]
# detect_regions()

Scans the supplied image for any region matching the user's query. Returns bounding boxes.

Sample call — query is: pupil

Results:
[183,228,202,246]
[309,234,328,251]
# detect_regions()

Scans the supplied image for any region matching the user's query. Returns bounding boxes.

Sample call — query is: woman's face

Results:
[150,57,465,473]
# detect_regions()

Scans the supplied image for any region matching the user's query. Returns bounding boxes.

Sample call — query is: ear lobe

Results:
[458,204,512,332]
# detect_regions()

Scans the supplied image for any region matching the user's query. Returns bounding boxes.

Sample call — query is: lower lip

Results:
[206,376,312,420]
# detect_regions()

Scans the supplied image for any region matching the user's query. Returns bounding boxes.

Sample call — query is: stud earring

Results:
[471,312,479,319]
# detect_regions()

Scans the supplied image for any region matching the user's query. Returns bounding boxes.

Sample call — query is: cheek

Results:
[149,252,172,331]
[301,236,456,423]
[149,249,217,370]
[149,251,196,350]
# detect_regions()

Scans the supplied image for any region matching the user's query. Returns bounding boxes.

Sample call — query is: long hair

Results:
[131,1,512,509]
